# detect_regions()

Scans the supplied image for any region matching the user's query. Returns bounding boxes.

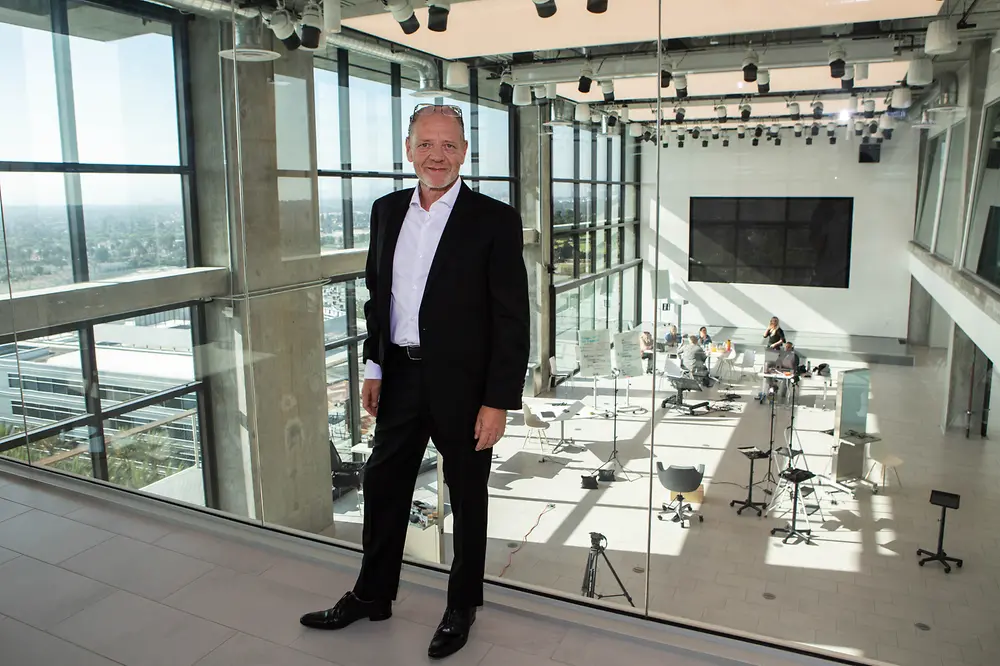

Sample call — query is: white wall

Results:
[639,125,919,337]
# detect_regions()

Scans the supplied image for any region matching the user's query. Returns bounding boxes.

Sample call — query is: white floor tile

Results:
[0,509,114,564]
[0,556,115,629]
[0,615,124,666]
[193,632,339,666]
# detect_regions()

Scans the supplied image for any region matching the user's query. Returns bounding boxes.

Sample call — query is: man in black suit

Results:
[300,104,530,660]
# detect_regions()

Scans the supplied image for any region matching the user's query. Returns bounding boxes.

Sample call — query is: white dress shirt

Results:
[364,177,462,381]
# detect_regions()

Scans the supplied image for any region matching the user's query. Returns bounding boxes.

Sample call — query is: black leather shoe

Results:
[428,607,476,660]
[299,592,391,630]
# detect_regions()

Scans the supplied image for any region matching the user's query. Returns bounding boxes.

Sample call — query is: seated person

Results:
[664,324,680,347]
[640,331,654,373]
[679,334,711,387]
[768,341,800,398]
[698,326,712,346]
[763,316,786,350]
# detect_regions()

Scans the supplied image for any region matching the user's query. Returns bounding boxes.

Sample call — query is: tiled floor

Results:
[0,466,848,666]
[464,350,999,666]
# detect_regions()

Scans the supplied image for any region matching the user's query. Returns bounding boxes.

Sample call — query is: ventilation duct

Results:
[927,72,960,113]
[543,99,575,126]
[219,15,280,62]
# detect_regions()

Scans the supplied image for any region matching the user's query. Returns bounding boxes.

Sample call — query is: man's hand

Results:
[362,379,381,417]
[474,406,507,451]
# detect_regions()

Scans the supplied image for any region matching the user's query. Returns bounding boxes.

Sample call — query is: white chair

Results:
[521,403,552,456]
[865,441,903,493]
[737,349,757,382]
[548,356,570,390]
[716,347,737,381]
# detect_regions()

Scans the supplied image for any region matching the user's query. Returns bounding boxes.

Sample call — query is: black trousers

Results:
[353,347,493,608]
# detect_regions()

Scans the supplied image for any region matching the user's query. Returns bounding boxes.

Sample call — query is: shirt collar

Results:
[410,177,462,212]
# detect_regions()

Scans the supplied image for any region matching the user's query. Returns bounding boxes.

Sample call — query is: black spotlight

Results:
[753,125,763,138]
[806,137,814,145]
[841,75,854,90]
[757,69,770,94]
[299,1,323,49]
[428,1,450,31]
[811,123,820,136]
[644,130,653,141]
[774,137,782,146]
[692,127,701,139]
[862,135,870,145]
[532,0,557,18]
[854,121,864,137]
[794,123,803,138]
[752,138,759,146]
[587,0,608,13]
[499,82,513,105]
[723,138,730,147]
[674,74,688,98]
[788,102,801,121]
[737,126,746,139]
[702,139,709,147]
[675,107,686,124]
[678,140,685,148]
[660,69,672,88]
[607,114,618,127]
[578,70,593,94]
[269,9,301,51]
[662,141,669,149]
[743,61,758,83]
[812,102,824,119]
[829,43,846,79]
[600,80,614,103]
[829,135,837,145]
[740,103,751,122]
[385,0,420,34]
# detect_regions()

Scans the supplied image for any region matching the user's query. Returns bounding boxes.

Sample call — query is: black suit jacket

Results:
[362,182,530,437]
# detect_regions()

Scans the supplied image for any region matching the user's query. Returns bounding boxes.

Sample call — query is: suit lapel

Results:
[423,182,473,295]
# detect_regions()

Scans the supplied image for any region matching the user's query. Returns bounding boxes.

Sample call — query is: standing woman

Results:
[763,316,785,350]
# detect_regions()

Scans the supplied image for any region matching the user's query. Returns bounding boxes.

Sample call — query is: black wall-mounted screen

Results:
[689,197,854,288]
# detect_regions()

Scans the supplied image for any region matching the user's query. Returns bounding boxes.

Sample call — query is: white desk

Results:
[520,399,589,449]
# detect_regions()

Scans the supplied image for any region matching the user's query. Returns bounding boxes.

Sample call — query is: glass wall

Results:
[934,121,967,263]
[913,133,943,249]
[964,101,1000,288]
[551,124,641,373]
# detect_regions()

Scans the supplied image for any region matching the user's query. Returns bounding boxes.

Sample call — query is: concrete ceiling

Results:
[343,0,945,60]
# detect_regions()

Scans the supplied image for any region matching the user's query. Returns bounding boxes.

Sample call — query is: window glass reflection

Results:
[915,134,943,248]
[935,122,966,262]
[351,69,394,172]
[965,103,1000,285]
[315,60,341,171]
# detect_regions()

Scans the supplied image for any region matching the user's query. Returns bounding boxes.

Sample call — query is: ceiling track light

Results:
[892,86,913,110]
[619,106,629,123]
[675,106,686,123]
[740,103,751,122]
[575,102,590,123]
[383,0,420,34]
[711,125,721,139]
[753,125,763,138]
[926,19,958,55]
[829,40,847,79]
[742,48,759,83]
[674,74,688,99]
[268,7,300,51]
[578,66,593,94]
[587,0,608,13]
[841,64,855,90]
[512,84,532,106]
[692,127,701,139]
[788,102,800,121]
[863,99,876,119]
[810,122,820,136]
[532,0,557,18]
[428,1,450,31]
[812,101,824,119]
[446,61,470,89]
[715,104,727,122]
[324,0,342,34]
[794,123,803,137]
[533,84,548,100]
[628,122,643,138]
[908,56,934,86]
[299,1,323,50]
[879,114,896,140]
[600,80,615,102]
[737,124,746,138]
[590,110,602,123]
[660,57,674,88]
[499,72,513,105]
[757,69,770,94]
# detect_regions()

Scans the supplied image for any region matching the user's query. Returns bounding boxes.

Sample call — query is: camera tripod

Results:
[580,532,634,607]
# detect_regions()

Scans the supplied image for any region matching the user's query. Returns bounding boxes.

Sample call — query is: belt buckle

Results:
[406,346,421,361]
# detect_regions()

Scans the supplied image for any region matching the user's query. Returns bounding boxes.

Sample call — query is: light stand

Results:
[581,532,634,606]
[592,377,614,419]
[616,370,648,415]
[594,372,632,482]
[762,386,779,493]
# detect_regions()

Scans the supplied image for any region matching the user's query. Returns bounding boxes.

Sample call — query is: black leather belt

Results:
[389,344,422,361]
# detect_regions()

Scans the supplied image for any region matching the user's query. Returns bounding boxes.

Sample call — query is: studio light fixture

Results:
[660,58,673,88]
[578,66,593,93]
[827,121,837,145]
[716,104,727,122]
[533,84,547,100]
[675,106,686,123]
[867,120,878,134]
[268,7,300,51]
[575,103,590,123]
[324,0,341,34]
[702,138,709,147]
[600,80,615,102]
[299,1,323,50]
[512,84,532,106]
[628,123,643,138]
[674,74,688,98]
[829,40,846,79]
[740,103,751,122]
[692,126,701,139]
[587,0,608,13]
[532,0,557,18]
[854,121,864,136]
[892,86,913,109]
[428,0,450,32]
[712,125,721,139]
[620,106,629,123]
[499,72,513,104]
[737,124,746,138]
[812,101,824,119]
[841,64,855,90]
[806,136,813,145]
[446,61,470,89]
[774,131,782,146]
[758,69,770,94]
[863,99,876,119]
[794,123,803,138]
[383,0,420,34]
[810,122,820,136]
[879,114,895,140]
[545,82,558,99]
[742,47,759,82]
[722,132,730,147]
[925,19,958,55]
[607,112,618,127]
[590,110,602,123]
[854,62,869,81]
[908,56,934,87]
[788,102,800,121]
[643,130,653,142]
[753,125,763,138]
[752,137,760,147]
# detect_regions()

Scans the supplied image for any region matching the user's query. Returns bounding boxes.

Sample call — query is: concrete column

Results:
[188,17,333,533]
[944,323,989,435]
[518,106,550,395]
[906,277,931,346]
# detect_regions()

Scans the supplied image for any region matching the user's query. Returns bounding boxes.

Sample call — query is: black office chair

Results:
[331,441,365,500]
[656,462,705,527]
